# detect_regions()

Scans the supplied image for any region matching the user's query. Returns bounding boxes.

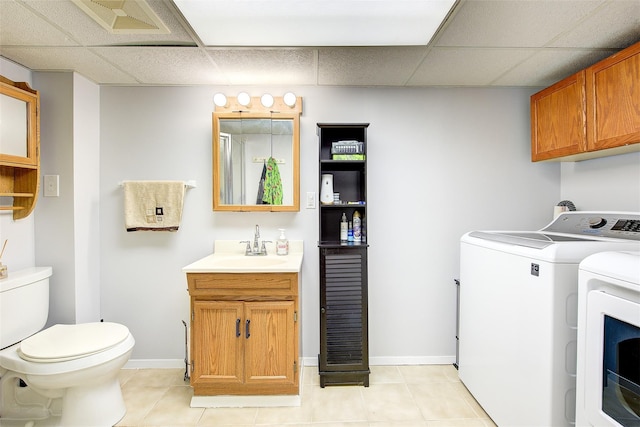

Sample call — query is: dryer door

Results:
[585,290,640,426]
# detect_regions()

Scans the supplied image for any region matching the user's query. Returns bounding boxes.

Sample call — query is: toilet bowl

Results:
[0,267,135,426]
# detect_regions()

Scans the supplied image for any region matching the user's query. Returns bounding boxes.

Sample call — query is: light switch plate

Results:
[44,175,59,197]
[306,192,316,209]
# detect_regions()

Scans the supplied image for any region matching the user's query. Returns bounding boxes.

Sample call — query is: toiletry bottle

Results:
[348,221,354,243]
[353,210,361,243]
[276,229,289,256]
[340,213,348,242]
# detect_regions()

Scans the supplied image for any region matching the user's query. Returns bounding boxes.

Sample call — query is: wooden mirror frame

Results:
[212,96,302,212]
[0,75,40,220]
[0,76,38,167]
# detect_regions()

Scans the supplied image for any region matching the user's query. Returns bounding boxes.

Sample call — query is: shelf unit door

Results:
[319,247,369,386]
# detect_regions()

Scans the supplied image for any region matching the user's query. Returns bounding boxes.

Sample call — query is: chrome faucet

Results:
[241,224,269,256]
[253,224,261,253]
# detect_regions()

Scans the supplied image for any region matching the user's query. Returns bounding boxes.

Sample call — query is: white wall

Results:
[33,71,101,326]
[99,85,561,366]
[4,59,637,366]
[560,152,640,211]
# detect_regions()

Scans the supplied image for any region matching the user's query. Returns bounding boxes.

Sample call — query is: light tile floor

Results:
[116,365,497,427]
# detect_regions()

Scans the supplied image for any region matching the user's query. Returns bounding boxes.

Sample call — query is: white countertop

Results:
[182,240,303,273]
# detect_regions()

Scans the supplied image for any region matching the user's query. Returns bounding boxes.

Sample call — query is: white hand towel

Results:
[123,181,185,231]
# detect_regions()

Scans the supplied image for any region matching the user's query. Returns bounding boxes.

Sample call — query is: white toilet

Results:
[0,267,135,426]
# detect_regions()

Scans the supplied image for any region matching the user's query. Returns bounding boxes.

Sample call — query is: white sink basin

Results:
[210,256,288,268]
[182,241,303,273]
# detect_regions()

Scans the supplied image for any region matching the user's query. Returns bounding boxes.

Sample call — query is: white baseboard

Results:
[124,359,185,369]
[301,355,456,367]
[126,356,456,370]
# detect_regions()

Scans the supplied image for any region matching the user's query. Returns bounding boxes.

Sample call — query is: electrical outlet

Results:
[44,175,59,197]
[306,192,316,209]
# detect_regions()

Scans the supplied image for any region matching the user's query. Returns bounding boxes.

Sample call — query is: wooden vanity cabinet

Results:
[531,41,640,161]
[187,272,300,396]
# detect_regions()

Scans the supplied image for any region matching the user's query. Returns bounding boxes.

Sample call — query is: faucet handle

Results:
[261,240,272,254]
[239,240,251,254]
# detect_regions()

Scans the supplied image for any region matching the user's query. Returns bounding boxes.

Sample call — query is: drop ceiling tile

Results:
[550,0,640,49]
[0,47,138,84]
[93,47,224,85]
[318,47,428,86]
[493,48,620,86]
[0,0,79,46]
[436,0,606,47]
[408,47,535,86]
[21,0,195,46]
[207,49,317,85]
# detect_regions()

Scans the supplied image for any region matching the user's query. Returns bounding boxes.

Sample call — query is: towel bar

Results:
[118,180,196,189]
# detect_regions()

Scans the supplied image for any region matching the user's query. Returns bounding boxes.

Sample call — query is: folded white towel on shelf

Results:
[123,181,185,232]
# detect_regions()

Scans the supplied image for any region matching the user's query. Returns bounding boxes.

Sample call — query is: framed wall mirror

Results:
[213,96,302,212]
[0,76,38,167]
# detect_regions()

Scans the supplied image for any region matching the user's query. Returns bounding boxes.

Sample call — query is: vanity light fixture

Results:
[213,93,228,107]
[260,93,275,108]
[213,92,302,114]
[283,92,297,108]
[237,92,251,107]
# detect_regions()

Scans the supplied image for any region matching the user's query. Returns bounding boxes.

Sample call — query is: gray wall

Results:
[99,85,560,366]
[3,56,639,366]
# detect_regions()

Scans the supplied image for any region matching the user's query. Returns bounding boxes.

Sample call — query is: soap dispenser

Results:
[276,229,289,256]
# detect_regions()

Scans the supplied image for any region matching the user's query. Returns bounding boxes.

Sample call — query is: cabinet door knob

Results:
[236,318,241,337]
[321,307,326,314]
[245,319,251,338]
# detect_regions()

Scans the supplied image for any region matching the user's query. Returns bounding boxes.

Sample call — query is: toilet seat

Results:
[19,322,130,363]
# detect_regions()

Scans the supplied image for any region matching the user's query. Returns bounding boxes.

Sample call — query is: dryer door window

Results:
[586,291,640,426]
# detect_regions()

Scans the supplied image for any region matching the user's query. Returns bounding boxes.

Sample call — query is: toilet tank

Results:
[0,267,52,349]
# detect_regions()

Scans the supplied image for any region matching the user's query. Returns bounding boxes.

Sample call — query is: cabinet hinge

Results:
[191,310,194,322]
[294,360,297,373]
[294,311,298,322]
[191,360,194,372]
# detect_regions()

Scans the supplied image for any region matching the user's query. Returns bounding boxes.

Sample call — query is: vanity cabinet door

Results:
[244,301,297,388]
[191,301,244,388]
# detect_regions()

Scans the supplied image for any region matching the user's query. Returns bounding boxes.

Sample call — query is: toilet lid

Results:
[19,322,130,363]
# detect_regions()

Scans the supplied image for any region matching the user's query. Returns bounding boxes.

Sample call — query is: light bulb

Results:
[213,93,227,107]
[261,93,274,108]
[237,92,251,107]
[283,92,296,107]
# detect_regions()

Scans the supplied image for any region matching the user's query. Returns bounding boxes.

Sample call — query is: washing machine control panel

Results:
[542,213,640,240]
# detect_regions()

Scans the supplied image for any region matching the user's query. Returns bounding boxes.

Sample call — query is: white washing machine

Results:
[459,211,640,427]
[575,251,640,427]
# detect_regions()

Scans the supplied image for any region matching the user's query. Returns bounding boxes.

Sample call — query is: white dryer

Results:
[459,211,640,427]
[576,251,640,427]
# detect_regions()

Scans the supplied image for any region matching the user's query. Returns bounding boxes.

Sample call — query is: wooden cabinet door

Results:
[191,301,244,387]
[244,301,297,387]
[586,42,640,151]
[530,71,586,161]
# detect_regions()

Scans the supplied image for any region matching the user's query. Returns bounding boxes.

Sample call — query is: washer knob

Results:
[588,217,607,229]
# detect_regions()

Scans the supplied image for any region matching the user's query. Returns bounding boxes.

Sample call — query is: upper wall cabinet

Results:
[531,41,640,162]
[212,96,302,212]
[0,75,40,220]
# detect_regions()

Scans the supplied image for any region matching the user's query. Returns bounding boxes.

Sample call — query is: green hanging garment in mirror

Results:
[262,157,283,205]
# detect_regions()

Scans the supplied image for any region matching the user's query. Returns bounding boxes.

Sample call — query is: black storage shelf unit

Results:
[317,123,370,387]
